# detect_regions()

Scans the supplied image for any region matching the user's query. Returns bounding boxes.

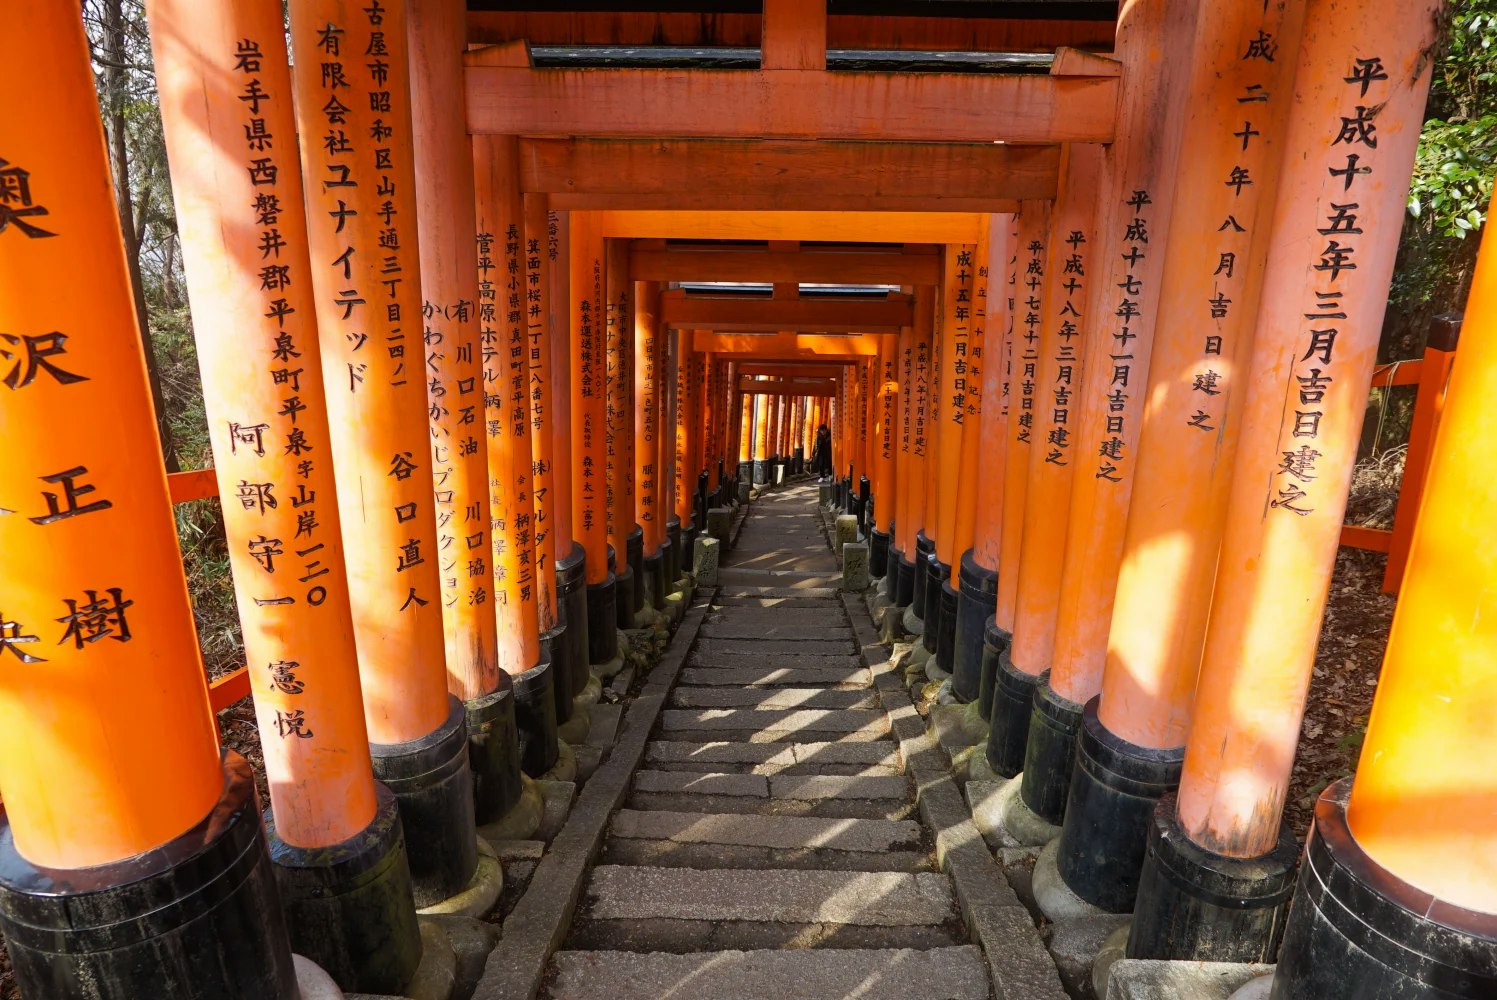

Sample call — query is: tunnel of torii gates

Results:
[0,0,1493,997]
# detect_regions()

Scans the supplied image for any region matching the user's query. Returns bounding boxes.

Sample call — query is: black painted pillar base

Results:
[1271,777,1497,999]
[922,555,949,655]
[680,525,698,575]
[793,446,804,474]
[934,578,959,671]
[885,545,903,602]
[613,564,636,630]
[626,525,645,614]
[666,517,683,582]
[1054,698,1184,913]
[986,652,1042,779]
[752,458,767,485]
[737,460,752,486]
[870,529,891,579]
[556,542,590,698]
[369,695,479,908]
[1127,793,1298,963]
[269,783,422,994]
[464,675,523,824]
[895,553,917,607]
[953,550,999,704]
[586,572,620,664]
[511,653,560,778]
[0,751,300,1000]
[643,551,667,611]
[977,619,1012,724]
[911,532,935,619]
[1019,679,1084,825]
[540,623,573,724]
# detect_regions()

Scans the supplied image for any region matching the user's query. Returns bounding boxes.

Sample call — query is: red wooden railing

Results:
[167,467,251,712]
[1336,329,1460,594]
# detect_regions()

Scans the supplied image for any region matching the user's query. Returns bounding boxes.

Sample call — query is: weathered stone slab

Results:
[609,810,921,854]
[693,638,857,657]
[660,708,889,737]
[670,687,877,710]
[582,867,957,925]
[632,770,769,797]
[677,665,871,687]
[694,536,721,586]
[843,541,872,590]
[549,948,990,1000]
[768,774,910,801]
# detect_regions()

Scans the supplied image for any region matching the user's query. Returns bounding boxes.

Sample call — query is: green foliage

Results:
[1391,0,1497,327]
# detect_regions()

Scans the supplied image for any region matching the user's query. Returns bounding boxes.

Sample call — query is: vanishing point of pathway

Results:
[543,483,988,1000]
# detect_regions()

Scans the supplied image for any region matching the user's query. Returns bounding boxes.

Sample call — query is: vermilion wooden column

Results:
[152,0,423,987]
[409,0,497,718]
[753,389,771,485]
[1134,0,1440,970]
[287,0,476,908]
[951,220,1006,706]
[989,152,1103,779]
[0,7,298,995]
[605,239,643,626]
[472,139,562,783]
[1295,188,1497,996]
[538,202,591,722]
[869,336,899,578]
[992,209,1043,665]
[570,213,620,669]
[1062,0,1304,924]
[1026,1,1201,847]
[635,280,668,611]
[905,286,938,642]
[937,239,986,686]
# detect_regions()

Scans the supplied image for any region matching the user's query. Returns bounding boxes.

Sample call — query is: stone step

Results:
[718,570,842,588]
[670,687,878,710]
[716,586,841,600]
[659,708,889,738]
[580,867,958,927]
[609,809,922,854]
[685,653,865,672]
[698,623,853,642]
[644,740,901,775]
[632,770,909,802]
[677,665,871,688]
[692,639,857,657]
[703,608,846,625]
[712,596,844,610]
[600,838,931,873]
[547,947,989,1000]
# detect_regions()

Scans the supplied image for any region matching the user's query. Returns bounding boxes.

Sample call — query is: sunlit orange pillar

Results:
[472,139,562,784]
[869,337,899,577]
[953,219,1009,706]
[1028,0,1201,847]
[523,197,579,737]
[752,388,772,486]
[1133,0,1442,968]
[924,244,979,666]
[901,288,936,630]
[635,279,668,611]
[1271,187,1497,998]
[766,387,783,482]
[570,213,620,669]
[538,202,591,721]
[1061,0,1305,920]
[0,9,297,997]
[287,0,476,907]
[150,0,420,987]
[987,212,1037,715]
[418,16,558,811]
[605,240,643,626]
[988,146,1105,776]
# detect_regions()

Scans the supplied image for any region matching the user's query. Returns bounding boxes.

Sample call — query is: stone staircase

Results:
[542,484,990,1000]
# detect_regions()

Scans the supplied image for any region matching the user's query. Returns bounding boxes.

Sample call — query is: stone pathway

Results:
[543,484,988,1000]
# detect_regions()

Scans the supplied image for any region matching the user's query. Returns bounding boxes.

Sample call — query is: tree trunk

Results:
[99,0,180,471]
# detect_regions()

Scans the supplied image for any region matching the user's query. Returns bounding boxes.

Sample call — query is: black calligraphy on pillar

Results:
[1269,55,1385,517]
[1018,234,1045,447]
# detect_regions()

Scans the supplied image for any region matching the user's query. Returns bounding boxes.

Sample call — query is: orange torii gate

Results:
[1,1,1487,999]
